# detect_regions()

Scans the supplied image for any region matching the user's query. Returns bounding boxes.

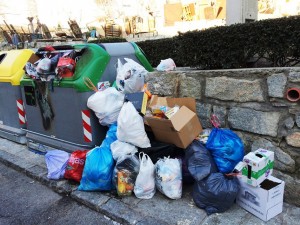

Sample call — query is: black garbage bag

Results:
[137,140,183,164]
[185,140,218,182]
[180,154,195,184]
[192,173,240,215]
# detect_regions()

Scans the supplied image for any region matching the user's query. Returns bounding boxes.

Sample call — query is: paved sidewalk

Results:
[0,137,299,225]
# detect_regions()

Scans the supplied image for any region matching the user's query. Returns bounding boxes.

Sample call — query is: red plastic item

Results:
[210,114,221,128]
[57,57,76,77]
[64,150,89,182]
[44,45,55,52]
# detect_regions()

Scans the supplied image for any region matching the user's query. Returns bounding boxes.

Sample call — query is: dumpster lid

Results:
[0,49,34,85]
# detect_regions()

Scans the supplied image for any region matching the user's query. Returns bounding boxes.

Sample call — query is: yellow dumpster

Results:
[0,49,34,144]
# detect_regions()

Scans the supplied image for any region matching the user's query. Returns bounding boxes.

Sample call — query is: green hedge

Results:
[87,37,127,43]
[137,16,300,69]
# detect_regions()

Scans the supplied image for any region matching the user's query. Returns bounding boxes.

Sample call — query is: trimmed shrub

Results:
[88,37,127,43]
[137,16,300,69]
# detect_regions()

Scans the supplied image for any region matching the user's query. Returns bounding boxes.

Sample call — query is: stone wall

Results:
[145,67,300,207]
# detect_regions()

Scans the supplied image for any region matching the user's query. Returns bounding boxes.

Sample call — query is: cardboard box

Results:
[145,95,202,149]
[124,92,148,115]
[236,176,285,222]
[23,53,40,70]
[242,148,274,187]
[27,53,40,65]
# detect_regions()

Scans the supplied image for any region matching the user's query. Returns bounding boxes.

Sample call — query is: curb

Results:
[0,149,168,225]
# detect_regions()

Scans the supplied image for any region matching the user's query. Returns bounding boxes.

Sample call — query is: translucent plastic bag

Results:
[110,140,138,161]
[87,87,124,126]
[155,157,182,199]
[117,102,150,148]
[45,150,70,180]
[78,124,117,191]
[193,173,240,215]
[113,154,140,196]
[206,128,244,173]
[116,58,147,93]
[134,153,156,199]
[157,58,176,71]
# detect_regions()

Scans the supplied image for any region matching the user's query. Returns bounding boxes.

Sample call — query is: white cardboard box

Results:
[236,176,285,222]
[242,148,274,186]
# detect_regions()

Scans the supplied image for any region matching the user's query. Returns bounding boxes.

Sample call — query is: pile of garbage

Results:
[25,45,83,81]
[44,57,284,221]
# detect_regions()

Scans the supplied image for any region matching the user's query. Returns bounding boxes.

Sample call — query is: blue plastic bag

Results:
[45,150,70,180]
[78,123,117,191]
[206,128,244,173]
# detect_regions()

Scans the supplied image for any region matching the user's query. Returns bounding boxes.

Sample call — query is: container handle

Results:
[84,77,98,92]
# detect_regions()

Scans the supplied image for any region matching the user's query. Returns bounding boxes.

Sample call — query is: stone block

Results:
[284,117,295,129]
[145,72,179,97]
[178,74,202,99]
[228,108,280,137]
[273,170,300,207]
[288,71,300,82]
[136,191,206,225]
[71,191,110,211]
[286,132,300,147]
[296,113,300,128]
[205,77,264,102]
[251,138,295,172]
[25,165,48,180]
[267,73,287,98]
[212,105,227,127]
[100,198,144,224]
[196,102,212,128]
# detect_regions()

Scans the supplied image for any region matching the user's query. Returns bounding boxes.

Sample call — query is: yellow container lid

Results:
[0,49,34,85]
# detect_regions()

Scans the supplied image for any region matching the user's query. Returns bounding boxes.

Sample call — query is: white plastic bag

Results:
[134,153,156,199]
[45,150,70,180]
[36,57,51,74]
[117,102,151,148]
[110,140,138,161]
[157,58,176,71]
[116,58,147,93]
[87,87,124,126]
[155,157,182,199]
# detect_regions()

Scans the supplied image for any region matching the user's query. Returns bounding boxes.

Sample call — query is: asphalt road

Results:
[0,163,119,225]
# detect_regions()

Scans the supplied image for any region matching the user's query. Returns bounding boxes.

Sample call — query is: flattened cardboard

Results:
[236,176,285,222]
[145,96,202,149]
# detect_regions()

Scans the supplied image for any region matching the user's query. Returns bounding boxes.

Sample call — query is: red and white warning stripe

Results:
[82,110,92,142]
[16,99,26,125]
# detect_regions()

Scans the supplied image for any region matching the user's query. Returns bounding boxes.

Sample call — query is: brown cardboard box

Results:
[145,95,202,149]
[27,53,40,64]
[23,53,40,71]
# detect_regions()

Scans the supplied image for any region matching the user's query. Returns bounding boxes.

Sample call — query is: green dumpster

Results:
[20,42,153,152]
